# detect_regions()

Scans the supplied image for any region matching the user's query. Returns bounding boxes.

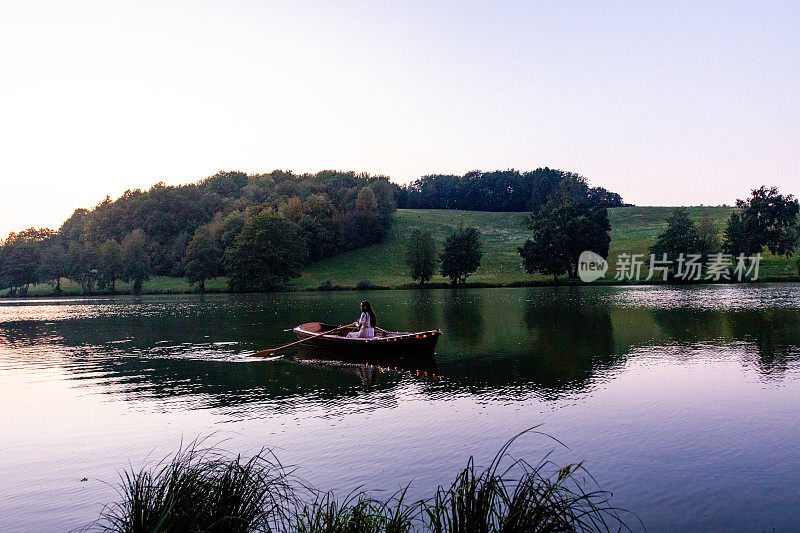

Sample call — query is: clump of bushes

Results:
[88,432,635,532]
[356,279,381,290]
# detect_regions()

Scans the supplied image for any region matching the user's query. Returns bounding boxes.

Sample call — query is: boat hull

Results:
[292,322,441,356]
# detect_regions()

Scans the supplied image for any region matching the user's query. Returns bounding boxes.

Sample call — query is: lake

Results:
[1,285,799,532]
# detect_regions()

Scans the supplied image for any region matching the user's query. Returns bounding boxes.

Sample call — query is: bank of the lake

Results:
[4,207,799,297]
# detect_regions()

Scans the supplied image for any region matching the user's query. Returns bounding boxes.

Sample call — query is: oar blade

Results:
[250,324,349,359]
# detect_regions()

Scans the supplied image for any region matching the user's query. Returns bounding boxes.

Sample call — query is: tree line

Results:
[404,174,612,285]
[398,168,626,212]
[648,186,799,277]
[406,184,799,284]
[0,170,398,296]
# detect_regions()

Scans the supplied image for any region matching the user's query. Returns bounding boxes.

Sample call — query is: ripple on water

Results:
[607,283,800,311]
[1,288,800,532]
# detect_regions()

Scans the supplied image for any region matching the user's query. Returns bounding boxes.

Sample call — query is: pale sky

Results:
[1,0,798,237]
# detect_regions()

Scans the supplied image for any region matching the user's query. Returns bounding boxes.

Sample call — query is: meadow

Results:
[296,206,798,288]
[7,207,799,296]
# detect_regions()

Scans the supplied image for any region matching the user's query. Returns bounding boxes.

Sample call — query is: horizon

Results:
[2,1,798,237]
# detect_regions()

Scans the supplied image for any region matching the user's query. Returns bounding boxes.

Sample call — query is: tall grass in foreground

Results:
[421,432,631,532]
[90,445,294,533]
[88,432,637,532]
[294,487,416,533]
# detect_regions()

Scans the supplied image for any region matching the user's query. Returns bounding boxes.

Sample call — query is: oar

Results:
[251,324,351,358]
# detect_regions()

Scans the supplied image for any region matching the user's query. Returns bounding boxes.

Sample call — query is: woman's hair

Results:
[361,300,377,328]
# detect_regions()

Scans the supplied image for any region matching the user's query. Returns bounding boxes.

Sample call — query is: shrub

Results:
[356,279,378,290]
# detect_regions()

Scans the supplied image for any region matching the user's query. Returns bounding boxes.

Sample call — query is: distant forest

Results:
[0,167,624,295]
[397,169,626,212]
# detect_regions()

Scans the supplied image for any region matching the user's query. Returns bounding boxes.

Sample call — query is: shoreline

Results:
[2,275,798,299]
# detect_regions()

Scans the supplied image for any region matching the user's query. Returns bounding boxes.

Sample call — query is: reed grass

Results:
[421,430,633,532]
[293,487,415,533]
[88,431,636,533]
[89,444,294,533]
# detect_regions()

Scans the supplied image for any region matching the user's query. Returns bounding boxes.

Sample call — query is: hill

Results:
[296,206,798,288]
[6,207,798,296]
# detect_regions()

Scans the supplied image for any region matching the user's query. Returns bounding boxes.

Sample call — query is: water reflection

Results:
[407,290,439,331]
[651,308,728,344]
[1,286,799,410]
[441,291,485,346]
[728,308,800,375]
[520,288,618,393]
[3,286,800,532]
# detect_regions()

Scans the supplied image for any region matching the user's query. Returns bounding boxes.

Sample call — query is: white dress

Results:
[347,312,375,338]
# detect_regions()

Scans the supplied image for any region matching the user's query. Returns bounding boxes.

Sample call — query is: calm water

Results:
[1,285,799,532]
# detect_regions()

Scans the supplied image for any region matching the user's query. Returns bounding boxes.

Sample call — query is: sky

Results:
[1,0,798,237]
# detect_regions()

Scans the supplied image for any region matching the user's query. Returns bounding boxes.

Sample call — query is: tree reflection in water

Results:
[1,287,798,410]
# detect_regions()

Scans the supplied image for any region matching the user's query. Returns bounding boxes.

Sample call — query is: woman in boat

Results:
[347,300,376,338]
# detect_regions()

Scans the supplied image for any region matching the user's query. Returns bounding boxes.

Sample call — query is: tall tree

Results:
[369,178,397,220]
[440,225,483,284]
[0,242,7,292]
[695,212,721,260]
[406,229,438,284]
[225,211,308,291]
[649,208,699,259]
[346,186,382,248]
[121,230,151,294]
[1,229,46,296]
[67,240,98,295]
[298,195,340,262]
[39,241,67,294]
[724,186,800,257]
[518,226,570,282]
[98,239,122,293]
[183,227,222,292]
[519,188,611,280]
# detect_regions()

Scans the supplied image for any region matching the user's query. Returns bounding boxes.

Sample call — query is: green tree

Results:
[98,239,122,293]
[298,195,340,262]
[1,169,395,282]
[695,212,721,260]
[225,211,308,291]
[219,210,247,250]
[440,225,482,284]
[406,229,438,284]
[67,241,98,294]
[518,229,570,282]
[724,186,800,257]
[39,241,68,294]
[121,229,150,294]
[346,186,383,248]
[518,190,611,280]
[183,227,222,291]
[371,178,396,209]
[1,229,46,296]
[649,208,699,259]
[356,185,379,212]
[0,241,8,291]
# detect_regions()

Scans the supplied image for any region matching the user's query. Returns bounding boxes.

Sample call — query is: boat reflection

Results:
[294,344,440,391]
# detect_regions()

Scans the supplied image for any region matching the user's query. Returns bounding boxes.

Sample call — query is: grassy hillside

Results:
[5,207,799,296]
[295,207,798,288]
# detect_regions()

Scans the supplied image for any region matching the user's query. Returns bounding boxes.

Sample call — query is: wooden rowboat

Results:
[293,322,442,355]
